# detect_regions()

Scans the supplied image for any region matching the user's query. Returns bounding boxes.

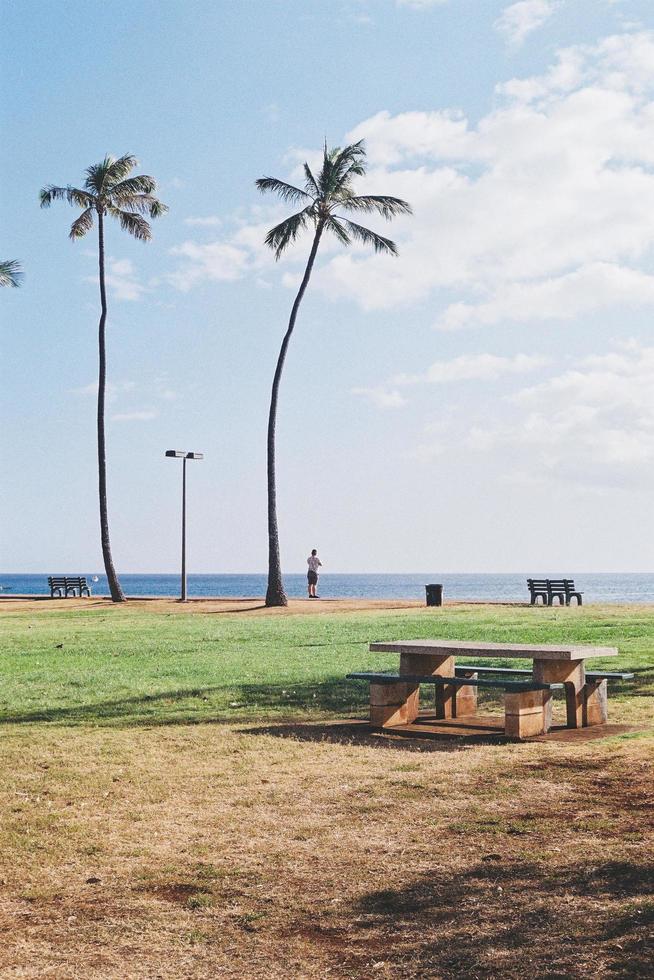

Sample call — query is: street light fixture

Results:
[165,450,204,601]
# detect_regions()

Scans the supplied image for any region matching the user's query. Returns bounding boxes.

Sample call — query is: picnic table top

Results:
[369,639,618,661]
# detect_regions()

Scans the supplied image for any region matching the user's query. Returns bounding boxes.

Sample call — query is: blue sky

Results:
[2,0,654,575]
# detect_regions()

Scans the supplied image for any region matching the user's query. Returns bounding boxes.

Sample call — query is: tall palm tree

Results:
[0,260,23,287]
[256,140,412,606]
[40,155,167,603]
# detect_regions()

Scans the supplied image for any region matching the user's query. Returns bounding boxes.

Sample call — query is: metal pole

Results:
[181,455,187,601]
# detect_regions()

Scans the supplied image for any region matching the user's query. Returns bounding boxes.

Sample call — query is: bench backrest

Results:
[48,577,67,586]
[527,579,548,590]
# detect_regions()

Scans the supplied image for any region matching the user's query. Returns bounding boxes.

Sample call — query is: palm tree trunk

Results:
[265,222,324,607]
[97,211,126,603]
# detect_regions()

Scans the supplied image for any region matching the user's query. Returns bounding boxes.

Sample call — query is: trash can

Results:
[425,583,443,607]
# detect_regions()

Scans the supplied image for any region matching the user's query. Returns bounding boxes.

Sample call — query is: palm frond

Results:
[110,174,157,198]
[317,143,335,197]
[325,216,351,247]
[106,154,138,184]
[85,157,114,194]
[85,155,137,193]
[69,207,95,240]
[0,260,23,287]
[264,206,313,260]
[40,185,94,209]
[255,177,312,206]
[303,163,320,197]
[107,207,152,241]
[336,217,398,255]
[109,192,168,218]
[339,194,412,219]
[330,141,367,188]
[319,140,367,197]
[146,197,168,219]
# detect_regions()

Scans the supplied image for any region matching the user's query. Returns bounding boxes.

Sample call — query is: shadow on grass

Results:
[0,673,649,729]
[291,860,654,977]
[0,678,367,727]
[237,719,510,752]
[203,604,268,614]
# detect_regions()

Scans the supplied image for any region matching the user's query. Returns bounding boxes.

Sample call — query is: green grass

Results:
[0,602,652,727]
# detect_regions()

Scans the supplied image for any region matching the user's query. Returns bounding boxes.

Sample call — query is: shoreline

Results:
[2,595,654,616]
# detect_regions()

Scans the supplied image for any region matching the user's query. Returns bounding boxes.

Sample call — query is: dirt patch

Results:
[0,722,652,978]
[0,595,432,617]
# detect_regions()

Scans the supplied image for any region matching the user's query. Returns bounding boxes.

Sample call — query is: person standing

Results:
[307,549,322,598]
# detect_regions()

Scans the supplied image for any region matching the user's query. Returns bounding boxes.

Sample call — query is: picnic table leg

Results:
[534,659,586,729]
[455,671,478,717]
[504,690,547,739]
[400,653,456,719]
[583,678,608,726]
[369,682,419,728]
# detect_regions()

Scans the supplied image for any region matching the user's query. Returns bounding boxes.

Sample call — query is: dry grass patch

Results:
[0,722,652,978]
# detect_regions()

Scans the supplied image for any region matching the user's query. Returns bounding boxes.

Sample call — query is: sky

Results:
[2,0,654,575]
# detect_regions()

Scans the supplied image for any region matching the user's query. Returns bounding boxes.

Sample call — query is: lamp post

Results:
[165,450,204,601]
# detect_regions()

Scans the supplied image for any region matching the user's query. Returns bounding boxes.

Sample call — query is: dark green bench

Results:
[347,671,563,693]
[47,576,92,598]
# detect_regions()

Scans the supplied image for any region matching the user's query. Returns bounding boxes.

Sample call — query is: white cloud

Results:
[88,258,145,302]
[184,216,223,227]
[72,376,176,411]
[263,102,281,123]
[464,341,654,487]
[351,385,407,408]
[396,0,448,8]
[168,241,251,291]
[314,31,654,317]
[165,30,654,334]
[395,352,548,384]
[111,410,158,423]
[494,1,560,48]
[436,263,654,330]
[71,380,136,401]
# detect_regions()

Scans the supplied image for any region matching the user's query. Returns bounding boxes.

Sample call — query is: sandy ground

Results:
[0,596,440,616]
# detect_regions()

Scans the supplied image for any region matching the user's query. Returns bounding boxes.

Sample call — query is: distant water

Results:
[1,572,653,603]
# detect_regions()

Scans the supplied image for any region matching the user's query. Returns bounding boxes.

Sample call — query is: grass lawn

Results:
[0,599,652,978]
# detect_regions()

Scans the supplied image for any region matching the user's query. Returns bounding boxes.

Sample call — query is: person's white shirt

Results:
[307,555,322,572]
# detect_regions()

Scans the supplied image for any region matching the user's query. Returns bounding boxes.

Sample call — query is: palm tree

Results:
[40,155,167,603]
[256,140,412,606]
[0,260,23,287]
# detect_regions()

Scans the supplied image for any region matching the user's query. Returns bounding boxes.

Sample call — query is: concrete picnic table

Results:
[365,639,620,738]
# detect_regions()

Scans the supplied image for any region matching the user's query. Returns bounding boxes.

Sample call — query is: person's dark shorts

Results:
[307,570,318,586]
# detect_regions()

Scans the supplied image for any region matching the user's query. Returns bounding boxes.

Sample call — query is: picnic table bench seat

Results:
[48,576,92,598]
[347,671,563,693]
[347,670,563,738]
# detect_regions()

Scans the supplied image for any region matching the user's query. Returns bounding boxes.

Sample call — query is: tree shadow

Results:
[0,678,368,728]
[291,859,654,977]
[203,603,268,614]
[0,686,232,726]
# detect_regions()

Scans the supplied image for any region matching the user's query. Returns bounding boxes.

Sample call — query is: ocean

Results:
[1,572,653,603]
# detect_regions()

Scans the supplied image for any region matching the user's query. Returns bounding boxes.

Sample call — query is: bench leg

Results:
[504,691,546,739]
[583,679,608,726]
[370,682,419,728]
[534,660,586,729]
[453,672,477,717]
